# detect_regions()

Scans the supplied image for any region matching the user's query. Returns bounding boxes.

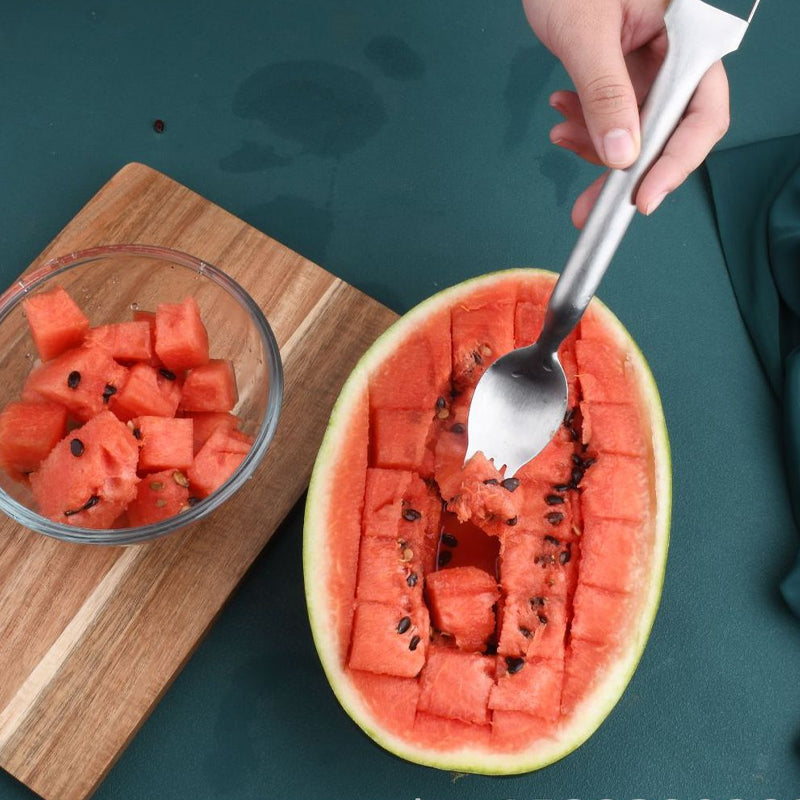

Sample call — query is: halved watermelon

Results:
[304,269,670,773]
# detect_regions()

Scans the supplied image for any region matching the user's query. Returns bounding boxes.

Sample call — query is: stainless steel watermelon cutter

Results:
[466,0,761,477]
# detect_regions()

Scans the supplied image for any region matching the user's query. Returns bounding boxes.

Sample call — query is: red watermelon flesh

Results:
[30,410,140,528]
[133,415,193,472]
[154,296,210,372]
[22,286,90,361]
[109,363,182,421]
[127,469,190,526]
[85,321,153,363]
[186,411,241,454]
[186,426,253,498]
[305,270,670,773]
[179,359,237,413]
[22,345,129,423]
[0,401,68,479]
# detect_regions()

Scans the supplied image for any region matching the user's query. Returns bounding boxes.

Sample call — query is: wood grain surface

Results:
[0,163,398,800]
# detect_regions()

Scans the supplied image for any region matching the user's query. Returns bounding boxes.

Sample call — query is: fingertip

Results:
[602,128,639,169]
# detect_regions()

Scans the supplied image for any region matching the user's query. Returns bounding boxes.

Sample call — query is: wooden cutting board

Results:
[0,163,398,800]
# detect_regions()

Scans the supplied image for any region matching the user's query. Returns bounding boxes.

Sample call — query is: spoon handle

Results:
[536,0,749,354]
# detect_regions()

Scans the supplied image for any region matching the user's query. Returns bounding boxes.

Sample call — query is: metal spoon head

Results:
[465,344,568,478]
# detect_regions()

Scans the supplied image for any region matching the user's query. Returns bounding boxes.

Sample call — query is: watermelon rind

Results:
[304,268,671,774]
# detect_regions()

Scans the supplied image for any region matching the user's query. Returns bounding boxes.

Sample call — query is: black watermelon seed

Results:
[397,616,412,634]
[132,427,142,440]
[436,396,447,410]
[506,516,518,526]
[563,407,575,427]
[437,550,453,568]
[544,535,561,546]
[483,478,499,486]
[69,438,85,457]
[67,370,81,389]
[102,384,117,402]
[449,423,465,434]
[406,572,418,588]
[519,626,532,639]
[538,614,549,625]
[570,426,580,441]
[187,496,200,506]
[553,483,570,492]
[582,456,597,468]
[441,532,458,548]
[505,656,525,675]
[402,508,422,521]
[158,367,177,381]
[473,350,483,364]
[84,494,100,509]
[571,466,584,485]
[546,511,564,525]
[501,477,520,492]
[153,118,165,133]
[545,494,565,505]
[530,596,546,607]
[409,635,421,651]
[559,549,572,565]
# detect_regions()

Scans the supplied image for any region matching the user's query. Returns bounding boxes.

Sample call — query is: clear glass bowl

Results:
[0,244,283,545]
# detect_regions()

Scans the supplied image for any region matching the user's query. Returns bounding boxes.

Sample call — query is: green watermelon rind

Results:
[304,268,671,774]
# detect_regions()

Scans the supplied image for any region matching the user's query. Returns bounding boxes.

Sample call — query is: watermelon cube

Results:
[570,583,636,646]
[348,601,429,678]
[491,710,553,748]
[580,401,647,457]
[576,339,638,403]
[451,301,515,388]
[179,359,238,413]
[154,296,209,372]
[0,401,68,479]
[499,532,577,600]
[29,410,140,528]
[368,308,451,411]
[580,517,645,594]
[109,363,182,421]
[425,566,499,652]
[489,656,563,721]
[355,536,423,606]
[23,286,90,361]
[417,646,494,725]
[580,453,650,523]
[186,425,253,498]
[361,468,415,539]
[370,407,433,474]
[348,670,420,735]
[127,468,190,526]
[22,345,129,423]
[496,594,567,662]
[561,638,614,716]
[133,415,194,472]
[85,320,154,363]
[187,411,241,454]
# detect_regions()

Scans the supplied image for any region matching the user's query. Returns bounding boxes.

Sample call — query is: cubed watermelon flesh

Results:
[0,401,68,479]
[22,286,90,361]
[30,410,140,528]
[0,289,253,529]
[304,270,670,774]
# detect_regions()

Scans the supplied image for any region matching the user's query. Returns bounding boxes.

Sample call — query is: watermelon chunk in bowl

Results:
[0,244,283,545]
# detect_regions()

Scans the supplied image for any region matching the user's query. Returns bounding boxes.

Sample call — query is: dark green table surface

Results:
[2,2,800,798]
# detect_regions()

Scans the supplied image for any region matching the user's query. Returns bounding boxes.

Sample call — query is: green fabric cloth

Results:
[707,133,800,615]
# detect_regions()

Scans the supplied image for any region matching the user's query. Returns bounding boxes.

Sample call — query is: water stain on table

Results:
[230,60,386,158]
[219,140,292,173]
[363,35,425,81]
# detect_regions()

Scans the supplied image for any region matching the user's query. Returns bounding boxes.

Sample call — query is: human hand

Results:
[522,0,730,227]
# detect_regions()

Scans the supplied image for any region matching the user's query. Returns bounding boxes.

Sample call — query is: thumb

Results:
[556,25,641,169]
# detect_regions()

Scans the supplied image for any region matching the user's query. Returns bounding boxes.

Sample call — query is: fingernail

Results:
[646,191,667,215]
[602,128,636,167]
